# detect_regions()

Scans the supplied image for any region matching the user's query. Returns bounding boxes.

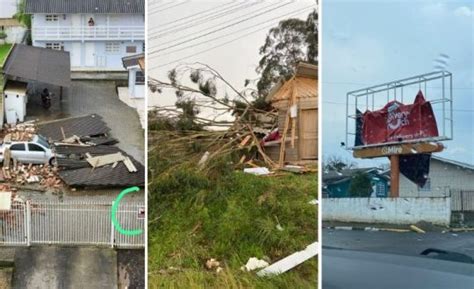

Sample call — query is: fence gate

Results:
[0,200,144,248]
[451,190,474,212]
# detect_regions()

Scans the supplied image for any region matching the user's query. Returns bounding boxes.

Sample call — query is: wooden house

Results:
[263,62,318,164]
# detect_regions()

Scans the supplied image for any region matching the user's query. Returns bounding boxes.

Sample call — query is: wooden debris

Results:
[86,152,126,168]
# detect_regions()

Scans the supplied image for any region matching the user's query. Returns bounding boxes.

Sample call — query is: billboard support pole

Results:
[390,155,400,197]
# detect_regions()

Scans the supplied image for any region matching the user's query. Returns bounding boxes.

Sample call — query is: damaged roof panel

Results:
[58,155,144,187]
[37,114,110,141]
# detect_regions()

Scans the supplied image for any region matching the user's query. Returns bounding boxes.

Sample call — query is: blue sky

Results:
[322,0,474,167]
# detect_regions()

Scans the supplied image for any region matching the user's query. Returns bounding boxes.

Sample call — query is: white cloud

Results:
[454,6,473,17]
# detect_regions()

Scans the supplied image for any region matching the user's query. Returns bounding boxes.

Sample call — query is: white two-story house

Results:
[25,0,144,71]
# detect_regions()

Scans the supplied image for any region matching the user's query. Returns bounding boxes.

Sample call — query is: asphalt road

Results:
[323,228,474,259]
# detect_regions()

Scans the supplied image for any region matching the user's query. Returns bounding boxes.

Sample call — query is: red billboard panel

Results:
[361,91,438,145]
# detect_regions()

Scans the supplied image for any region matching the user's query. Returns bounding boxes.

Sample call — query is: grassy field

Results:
[0,44,12,68]
[148,162,317,289]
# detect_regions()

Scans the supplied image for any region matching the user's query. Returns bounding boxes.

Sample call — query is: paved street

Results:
[323,228,474,258]
[12,247,117,289]
[26,80,144,164]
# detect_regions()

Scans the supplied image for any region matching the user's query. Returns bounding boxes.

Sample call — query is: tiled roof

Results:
[37,114,111,141]
[25,0,144,14]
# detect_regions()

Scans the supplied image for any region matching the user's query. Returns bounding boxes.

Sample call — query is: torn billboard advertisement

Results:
[358,91,439,145]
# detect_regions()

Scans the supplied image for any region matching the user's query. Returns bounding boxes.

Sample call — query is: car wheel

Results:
[49,157,56,166]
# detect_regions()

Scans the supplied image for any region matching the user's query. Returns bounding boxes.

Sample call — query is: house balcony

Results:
[32,26,145,41]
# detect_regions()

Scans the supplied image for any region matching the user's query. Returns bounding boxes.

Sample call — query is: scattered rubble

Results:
[257,242,318,277]
[241,257,269,272]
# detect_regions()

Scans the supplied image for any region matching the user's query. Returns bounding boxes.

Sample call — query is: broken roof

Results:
[37,114,110,141]
[122,53,145,69]
[58,152,144,187]
[25,0,144,14]
[2,44,71,87]
[266,62,317,103]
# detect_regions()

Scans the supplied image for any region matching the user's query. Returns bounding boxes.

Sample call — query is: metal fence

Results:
[0,200,145,248]
[451,190,474,212]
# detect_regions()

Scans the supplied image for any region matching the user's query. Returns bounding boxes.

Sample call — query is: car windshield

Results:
[36,135,50,149]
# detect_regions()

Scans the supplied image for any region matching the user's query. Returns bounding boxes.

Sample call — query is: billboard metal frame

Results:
[345,71,453,150]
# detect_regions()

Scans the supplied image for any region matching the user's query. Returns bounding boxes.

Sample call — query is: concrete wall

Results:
[323,197,451,225]
[5,26,26,43]
[400,158,474,197]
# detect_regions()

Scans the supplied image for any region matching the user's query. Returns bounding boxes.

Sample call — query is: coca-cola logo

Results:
[387,103,409,130]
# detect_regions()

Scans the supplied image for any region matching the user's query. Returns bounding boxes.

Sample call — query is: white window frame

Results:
[105,42,121,54]
[45,43,62,50]
[45,15,59,22]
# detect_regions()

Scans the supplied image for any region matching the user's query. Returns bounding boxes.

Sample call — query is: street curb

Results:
[324,226,410,233]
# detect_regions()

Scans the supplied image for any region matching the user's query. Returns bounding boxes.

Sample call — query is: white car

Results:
[0,135,56,165]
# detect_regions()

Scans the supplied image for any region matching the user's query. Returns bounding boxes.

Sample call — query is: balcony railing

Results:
[32,26,145,41]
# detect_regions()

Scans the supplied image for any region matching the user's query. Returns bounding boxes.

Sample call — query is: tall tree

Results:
[255,9,318,97]
[349,172,373,198]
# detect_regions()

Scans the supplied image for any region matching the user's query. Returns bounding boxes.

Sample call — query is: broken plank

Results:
[257,242,319,277]
[123,157,137,173]
[86,152,126,168]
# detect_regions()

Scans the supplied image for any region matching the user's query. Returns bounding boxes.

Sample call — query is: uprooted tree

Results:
[148,63,279,175]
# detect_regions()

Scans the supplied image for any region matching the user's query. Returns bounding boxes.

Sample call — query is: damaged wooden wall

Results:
[265,62,318,164]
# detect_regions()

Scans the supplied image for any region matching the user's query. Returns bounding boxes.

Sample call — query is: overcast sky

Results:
[322,0,474,167]
[147,0,316,109]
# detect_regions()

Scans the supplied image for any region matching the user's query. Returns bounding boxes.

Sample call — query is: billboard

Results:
[357,91,439,146]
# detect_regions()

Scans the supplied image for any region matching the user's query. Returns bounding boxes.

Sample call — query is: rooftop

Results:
[25,0,144,14]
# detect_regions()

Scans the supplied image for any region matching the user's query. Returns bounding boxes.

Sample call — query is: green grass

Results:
[0,44,12,68]
[148,167,317,289]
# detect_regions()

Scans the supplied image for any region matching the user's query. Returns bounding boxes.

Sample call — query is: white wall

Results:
[400,158,474,197]
[5,26,26,43]
[323,197,451,226]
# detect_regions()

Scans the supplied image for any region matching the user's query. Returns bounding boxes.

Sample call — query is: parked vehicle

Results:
[0,134,56,165]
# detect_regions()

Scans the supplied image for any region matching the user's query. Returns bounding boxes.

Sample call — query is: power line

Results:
[149,6,313,70]
[149,1,295,54]
[148,0,238,31]
[148,0,190,14]
[149,1,265,40]
[149,5,314,59]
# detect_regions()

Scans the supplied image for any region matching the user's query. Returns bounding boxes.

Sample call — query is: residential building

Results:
[263,62,318,163]
[323,168,389,198]
[119,53,145,128]
[399,156,474,197]
[25,0,145,71]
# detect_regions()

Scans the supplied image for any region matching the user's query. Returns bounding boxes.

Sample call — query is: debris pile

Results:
[1,121,37,142]
[1,162,62,190]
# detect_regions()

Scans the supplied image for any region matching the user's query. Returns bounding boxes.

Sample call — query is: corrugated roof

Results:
[37,114,110,141]
[2,44,71,87]
[431,156,474,171]
[25,0,144,14]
